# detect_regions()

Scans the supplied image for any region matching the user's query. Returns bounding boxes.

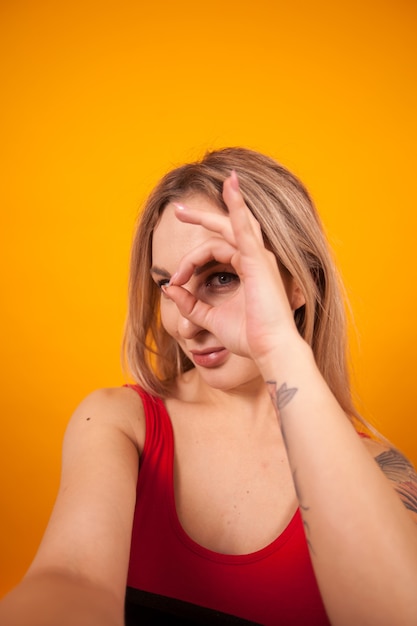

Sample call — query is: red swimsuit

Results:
[126,386,330,625]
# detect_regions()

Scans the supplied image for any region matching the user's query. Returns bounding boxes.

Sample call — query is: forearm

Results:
[0,570,124,626]
[260,340,417,625]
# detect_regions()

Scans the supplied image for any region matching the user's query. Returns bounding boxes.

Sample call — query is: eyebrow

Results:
[195,260,221,276]
[150,260,223,279]
[150,266,170,278]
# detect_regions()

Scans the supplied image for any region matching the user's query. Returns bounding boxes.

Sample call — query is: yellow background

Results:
[1,0,416,595]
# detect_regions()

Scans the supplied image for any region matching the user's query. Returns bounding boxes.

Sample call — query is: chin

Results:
[195,360,262,393]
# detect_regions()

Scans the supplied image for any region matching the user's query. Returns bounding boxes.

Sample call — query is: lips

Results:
[189,347,229,368]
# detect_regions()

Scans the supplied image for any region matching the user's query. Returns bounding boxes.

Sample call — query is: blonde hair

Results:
[123,147,361,422]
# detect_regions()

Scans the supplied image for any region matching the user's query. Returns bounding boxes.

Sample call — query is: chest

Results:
[127,393,329,625]
[168,402,297,555]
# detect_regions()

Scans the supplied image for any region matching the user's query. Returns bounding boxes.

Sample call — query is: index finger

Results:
[169,238,238,286]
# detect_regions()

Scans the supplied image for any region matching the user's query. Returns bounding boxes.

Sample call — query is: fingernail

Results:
[169,272,179,286]
[230,170,240,192]
[173,202,186,212]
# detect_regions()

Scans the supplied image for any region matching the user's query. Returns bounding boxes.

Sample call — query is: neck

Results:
[175,369,274,422]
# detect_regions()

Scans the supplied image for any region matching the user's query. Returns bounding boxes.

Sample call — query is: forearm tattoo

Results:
[265,380,314,549]
[292,468,314,553]
[375,448,417,515]
[266,380,298,412]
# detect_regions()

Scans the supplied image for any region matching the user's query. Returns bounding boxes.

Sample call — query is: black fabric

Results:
[125,587,261,625]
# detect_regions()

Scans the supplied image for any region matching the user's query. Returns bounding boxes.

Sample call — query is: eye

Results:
[157,278,170,289]
[205,272,240,290]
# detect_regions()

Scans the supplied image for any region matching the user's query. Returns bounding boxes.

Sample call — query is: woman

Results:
[1,147,417,625]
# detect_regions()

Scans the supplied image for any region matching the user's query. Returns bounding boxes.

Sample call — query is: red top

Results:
[126,385,330,625]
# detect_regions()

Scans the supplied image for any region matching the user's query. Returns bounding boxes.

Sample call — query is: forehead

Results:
[152,194,225,268]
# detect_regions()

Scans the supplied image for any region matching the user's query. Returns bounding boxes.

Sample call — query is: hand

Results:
[165,171,303,364]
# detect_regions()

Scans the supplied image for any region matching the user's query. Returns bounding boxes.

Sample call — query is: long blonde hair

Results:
[123,147,360,422]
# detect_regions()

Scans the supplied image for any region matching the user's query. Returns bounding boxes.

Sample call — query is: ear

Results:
[288,279,306,312]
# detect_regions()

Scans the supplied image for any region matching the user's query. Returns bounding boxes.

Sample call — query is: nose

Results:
[177,312,204,340]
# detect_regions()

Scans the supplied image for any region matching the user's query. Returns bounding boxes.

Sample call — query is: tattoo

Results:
[266,380,298,411]
[265,380,314,550]
[293,468,314,554]
[375,448,417,515]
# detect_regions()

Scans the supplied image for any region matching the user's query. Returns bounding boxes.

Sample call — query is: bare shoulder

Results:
[362,436,417,522]
[66,386,146,452]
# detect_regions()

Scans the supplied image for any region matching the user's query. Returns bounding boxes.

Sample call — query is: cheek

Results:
[160,299,178,337]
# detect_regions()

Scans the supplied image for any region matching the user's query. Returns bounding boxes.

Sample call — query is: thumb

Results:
[163,284,213,329]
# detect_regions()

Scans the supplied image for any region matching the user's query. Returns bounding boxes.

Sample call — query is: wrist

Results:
[255,333,315,382]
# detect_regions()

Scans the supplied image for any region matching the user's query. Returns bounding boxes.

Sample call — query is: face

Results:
[151,194,264,392]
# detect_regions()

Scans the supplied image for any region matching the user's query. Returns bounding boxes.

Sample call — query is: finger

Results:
[169,238,238,286]
[173,202,236,246]
[222,172,264,246]
[164,283,213,329]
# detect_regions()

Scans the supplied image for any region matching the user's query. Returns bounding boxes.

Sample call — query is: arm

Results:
[262,344,417,625]
[371,442,417,519]
[0,387,143,626]
[167,172,417,625]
